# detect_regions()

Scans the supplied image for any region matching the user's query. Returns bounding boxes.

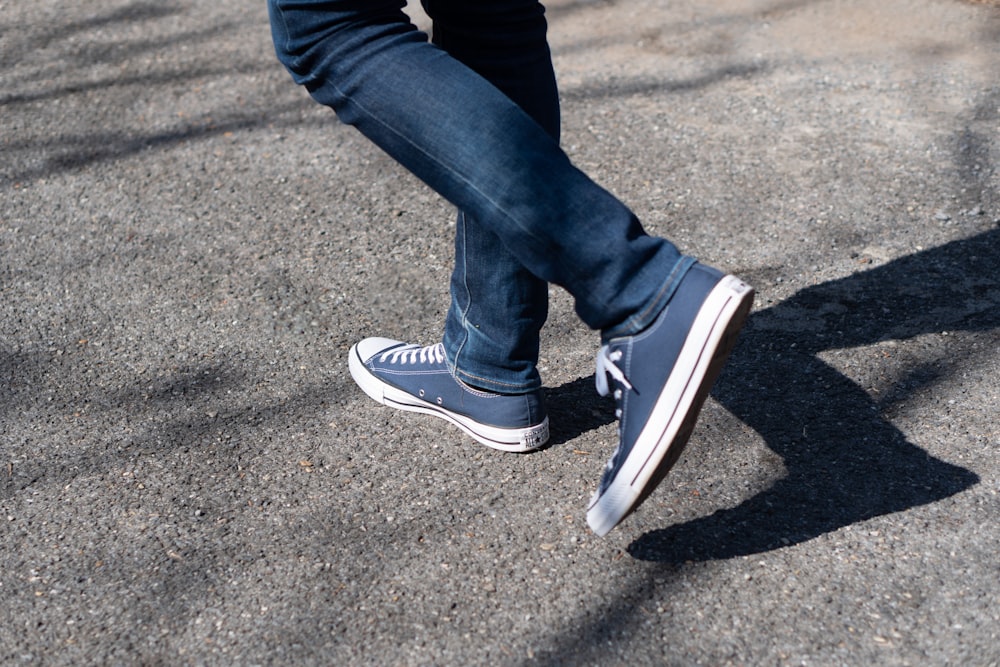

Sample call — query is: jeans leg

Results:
[425,0,556,393]
[444,209,549,392]
[267,0,691,344]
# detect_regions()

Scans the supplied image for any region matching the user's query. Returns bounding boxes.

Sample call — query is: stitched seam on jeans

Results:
[452,210,476,387]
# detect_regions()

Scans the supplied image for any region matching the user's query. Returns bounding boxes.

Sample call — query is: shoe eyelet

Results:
[436,397,443,405]
[418,389,425,397]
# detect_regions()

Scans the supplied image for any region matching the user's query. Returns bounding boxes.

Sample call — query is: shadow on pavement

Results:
[544,375,615,446]
[628,227,995,562]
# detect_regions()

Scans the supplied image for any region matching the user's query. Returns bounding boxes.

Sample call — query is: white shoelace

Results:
[592,345,635,486]
[595,345,633,397]
[379,343,446,365]
[595,345,633,422]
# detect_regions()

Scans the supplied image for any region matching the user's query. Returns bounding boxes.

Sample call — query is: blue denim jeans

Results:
[268,0,694,393]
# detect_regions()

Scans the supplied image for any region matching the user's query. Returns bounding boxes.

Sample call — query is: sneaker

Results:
[587,263,754,536]
[348,338,549,452]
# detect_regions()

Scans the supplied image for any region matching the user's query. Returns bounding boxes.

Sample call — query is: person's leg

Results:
[445,210,549,393]
[267,0,689,339]
[424,0,558,395]
[267,0,755,533]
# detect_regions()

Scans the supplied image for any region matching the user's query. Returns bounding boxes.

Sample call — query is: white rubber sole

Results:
[348,344,549,453]
[587,275,754,536]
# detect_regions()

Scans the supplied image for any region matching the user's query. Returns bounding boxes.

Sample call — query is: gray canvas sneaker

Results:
[349,338,549,452]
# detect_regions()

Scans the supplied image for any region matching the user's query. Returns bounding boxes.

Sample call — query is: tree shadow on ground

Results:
[627,227,995,562]
[0,0,311,186]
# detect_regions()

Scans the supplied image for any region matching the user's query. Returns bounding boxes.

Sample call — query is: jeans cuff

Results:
[600,255,697,341]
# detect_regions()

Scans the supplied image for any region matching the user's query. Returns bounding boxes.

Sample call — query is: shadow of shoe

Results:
[629,228,996,562]
[543,374,616,447]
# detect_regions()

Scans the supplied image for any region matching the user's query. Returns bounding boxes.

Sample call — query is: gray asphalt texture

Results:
[3,0,999,665]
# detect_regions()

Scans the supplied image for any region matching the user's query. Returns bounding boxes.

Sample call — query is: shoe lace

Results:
[595,345,633,421]
[379,342,445,365]
[593,345,635,486]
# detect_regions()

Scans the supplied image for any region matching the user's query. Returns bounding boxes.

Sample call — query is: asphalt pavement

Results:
[2,0,999,664]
